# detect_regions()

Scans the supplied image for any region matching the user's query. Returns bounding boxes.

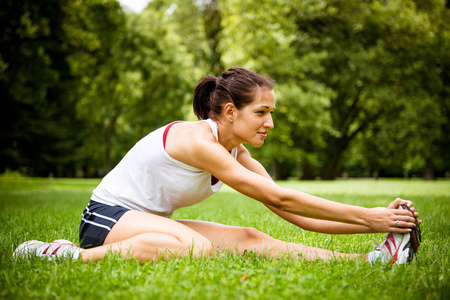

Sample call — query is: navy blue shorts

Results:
[79,200,130,249]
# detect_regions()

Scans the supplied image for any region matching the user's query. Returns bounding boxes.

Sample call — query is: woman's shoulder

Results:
[165,120,218,163]
[172,119,214,136]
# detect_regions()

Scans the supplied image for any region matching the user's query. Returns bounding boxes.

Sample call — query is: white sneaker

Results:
[369,204,421,266]
[13,239,81,260]
[373,232,414,265]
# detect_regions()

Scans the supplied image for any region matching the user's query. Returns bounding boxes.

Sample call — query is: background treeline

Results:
[1,0,449,180]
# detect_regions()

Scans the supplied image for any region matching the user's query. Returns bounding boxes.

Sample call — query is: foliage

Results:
[340,0,450,179]
[221,0,335,179]
[0,0,90,176]
[0,0,448,179]
[0,177,449,299]
[73,1,195,175]
[221,0,449,179]
[296,0,447,179]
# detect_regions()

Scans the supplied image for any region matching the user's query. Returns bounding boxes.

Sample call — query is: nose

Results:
[264,114,274,129]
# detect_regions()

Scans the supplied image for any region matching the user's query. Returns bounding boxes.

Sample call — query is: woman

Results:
[14,68,421,265]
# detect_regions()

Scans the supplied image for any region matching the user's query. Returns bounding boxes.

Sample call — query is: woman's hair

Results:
[193,67,275,120]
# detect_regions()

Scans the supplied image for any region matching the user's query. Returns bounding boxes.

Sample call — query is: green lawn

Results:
[0,177,448,299]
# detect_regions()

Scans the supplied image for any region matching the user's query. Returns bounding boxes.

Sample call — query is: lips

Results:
[258,132,268,138]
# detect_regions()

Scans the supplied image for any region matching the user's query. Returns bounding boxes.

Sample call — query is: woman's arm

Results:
[265,205,376,234]
[235,144,375,234]
[209,144,414,233]
[264,199,418,234]
[234,144,419,234]
[168,125,416,234]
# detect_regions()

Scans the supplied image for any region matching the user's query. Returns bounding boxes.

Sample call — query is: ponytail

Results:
[193,76,217,120]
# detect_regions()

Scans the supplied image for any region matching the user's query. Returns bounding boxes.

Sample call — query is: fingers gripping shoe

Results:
[13,239,81,260]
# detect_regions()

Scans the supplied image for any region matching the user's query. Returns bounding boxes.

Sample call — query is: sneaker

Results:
[369,204,421,266]
[13,239,81,260]
[399,204,421,254]
[373,232,414,265]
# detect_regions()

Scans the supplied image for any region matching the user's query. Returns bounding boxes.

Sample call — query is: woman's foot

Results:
[368,204,421,266]
[13,239,82,260]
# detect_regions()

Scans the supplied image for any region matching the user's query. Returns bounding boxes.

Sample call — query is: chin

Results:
[249,140,265,147]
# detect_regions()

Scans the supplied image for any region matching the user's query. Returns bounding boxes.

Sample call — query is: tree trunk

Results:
[270,161,292,180]
[321,161,339,180]
[424,157,435,180]
[203,0,224,75]
[321,137,348,180]
[105,112,120,174]
[301,160,315,180]
[105,125,113,174]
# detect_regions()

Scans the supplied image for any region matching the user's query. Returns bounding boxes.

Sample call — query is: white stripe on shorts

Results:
[92,211,118,223]
[81,217,112,231]
[83,206,118,224]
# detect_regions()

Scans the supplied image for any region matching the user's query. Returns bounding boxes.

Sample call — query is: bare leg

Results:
[80,211,214,262]
[177,219,366,261]
[79,211,366,262]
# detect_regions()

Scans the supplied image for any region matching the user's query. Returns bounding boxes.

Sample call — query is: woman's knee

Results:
[238,227,273,244]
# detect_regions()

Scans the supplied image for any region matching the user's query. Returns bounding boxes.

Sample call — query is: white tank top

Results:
[91,119,237,217]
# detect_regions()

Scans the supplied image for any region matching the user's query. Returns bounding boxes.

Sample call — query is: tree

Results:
[0,0,98,176]
[342,0,450,179]
[2,0,447,180]
[202,0,224,75]
[218,0,449,180]
[75,1,196,175]
[219,0,335,179]
[289,0,447,179]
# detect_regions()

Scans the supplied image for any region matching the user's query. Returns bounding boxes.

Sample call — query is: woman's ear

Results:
[223,103,236,122]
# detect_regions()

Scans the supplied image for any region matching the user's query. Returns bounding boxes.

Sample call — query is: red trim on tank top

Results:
[163,121,183,149]
[211,176,219,185]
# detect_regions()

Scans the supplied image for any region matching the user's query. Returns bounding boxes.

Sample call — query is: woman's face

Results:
[233,89,275,147]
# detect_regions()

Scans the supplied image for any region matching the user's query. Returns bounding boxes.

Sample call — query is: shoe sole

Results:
[400,204,421,254]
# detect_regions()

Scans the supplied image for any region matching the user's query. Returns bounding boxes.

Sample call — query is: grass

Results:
[0,176,449,299]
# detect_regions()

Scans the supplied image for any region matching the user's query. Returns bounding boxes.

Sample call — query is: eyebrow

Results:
[257,106,276,110]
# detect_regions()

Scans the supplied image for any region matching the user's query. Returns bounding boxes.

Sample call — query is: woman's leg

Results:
[177,219,364,261]
[80,211,214,262]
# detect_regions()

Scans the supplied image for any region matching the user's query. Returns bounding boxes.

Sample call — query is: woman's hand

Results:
[365,198,421,233]
[387,198,422,225]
